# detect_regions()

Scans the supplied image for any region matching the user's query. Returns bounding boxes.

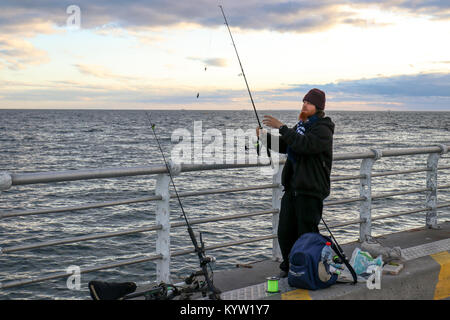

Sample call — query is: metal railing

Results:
[0,144,449,290]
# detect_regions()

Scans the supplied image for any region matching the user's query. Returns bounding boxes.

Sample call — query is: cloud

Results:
[360,0,450,20]
[1,2,449,110]
[74,63,141,81]
[0,74,249,110]
[0,10,59,70]
[188,57,228,68]
[1,1,449,36]
[280,72,450,110]
[0,36,50,70]
[340,17,392,28]
[203,58,227,68]
[0,1,448,72]
[2,72,449,111]
[315,73,450,97]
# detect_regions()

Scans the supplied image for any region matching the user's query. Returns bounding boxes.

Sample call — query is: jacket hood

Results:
[317,116,335,134]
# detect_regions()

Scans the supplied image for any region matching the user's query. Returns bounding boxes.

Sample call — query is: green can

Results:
[266,276,280,293]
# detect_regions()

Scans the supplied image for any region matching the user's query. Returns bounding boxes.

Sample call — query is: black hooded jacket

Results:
[267,116,335,200]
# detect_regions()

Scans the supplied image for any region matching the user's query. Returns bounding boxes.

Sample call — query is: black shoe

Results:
[279,270,288,278]
[89,280,137,300]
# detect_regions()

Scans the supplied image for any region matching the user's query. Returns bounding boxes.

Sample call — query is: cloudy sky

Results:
[1,0,449,111]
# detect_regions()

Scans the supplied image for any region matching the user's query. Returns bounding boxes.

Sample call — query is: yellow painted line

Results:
[431,251,450,300]
[281,289,312,300]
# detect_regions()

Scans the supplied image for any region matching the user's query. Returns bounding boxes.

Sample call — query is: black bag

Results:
[89,280,136,300]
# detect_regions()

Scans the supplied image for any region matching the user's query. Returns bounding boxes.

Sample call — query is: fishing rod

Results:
[146,112,221,300]
[219,5,271,163]
[219,3,354,286]
[321,217,357,284]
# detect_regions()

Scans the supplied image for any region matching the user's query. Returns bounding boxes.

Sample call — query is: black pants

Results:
[278,191,323,272]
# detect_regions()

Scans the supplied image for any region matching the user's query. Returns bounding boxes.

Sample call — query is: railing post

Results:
[426,145,448,229]
[359,149,382,242]
[155,172,171,283]
[272,162,283,261]
[0,172,12,192]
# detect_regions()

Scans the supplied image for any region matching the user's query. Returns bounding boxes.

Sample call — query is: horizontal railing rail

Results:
[0,183,278,219]
[1,179,447,221]
[0,144,449,292]
[0,209,278,254]
[2,146,448,188]
[4,183,440,254]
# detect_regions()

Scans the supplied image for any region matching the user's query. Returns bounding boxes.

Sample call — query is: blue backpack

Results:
[288,232,357,290]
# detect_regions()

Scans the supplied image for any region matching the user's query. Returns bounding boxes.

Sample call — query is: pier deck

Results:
[132,221,450,300]
[215,220,450,300]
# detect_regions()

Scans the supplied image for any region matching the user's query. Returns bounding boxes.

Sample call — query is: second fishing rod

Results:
[146,112,221,300]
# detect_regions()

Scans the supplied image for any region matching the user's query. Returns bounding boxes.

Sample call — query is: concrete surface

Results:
[129,221,450,300]
[213,221,450,300]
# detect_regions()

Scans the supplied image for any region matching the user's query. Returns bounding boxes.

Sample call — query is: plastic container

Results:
[321,242,333,264]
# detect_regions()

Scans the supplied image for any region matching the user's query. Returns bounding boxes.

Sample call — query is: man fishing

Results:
[257,88,335,277]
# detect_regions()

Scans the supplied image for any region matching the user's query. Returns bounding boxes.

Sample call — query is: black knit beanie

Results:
[303,88,326,110]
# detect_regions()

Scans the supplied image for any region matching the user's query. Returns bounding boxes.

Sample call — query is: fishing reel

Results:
[196,232,221,300]
[180,270,209,299]
[199,232,216,267]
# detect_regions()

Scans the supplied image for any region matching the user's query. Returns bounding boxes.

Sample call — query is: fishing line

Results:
[197,28,214,99]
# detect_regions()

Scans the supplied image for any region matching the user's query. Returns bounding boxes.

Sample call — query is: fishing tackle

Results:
[219,5,272,164]
[88,114,221,300]
[321,217,357,284]
[146,113,221,300]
